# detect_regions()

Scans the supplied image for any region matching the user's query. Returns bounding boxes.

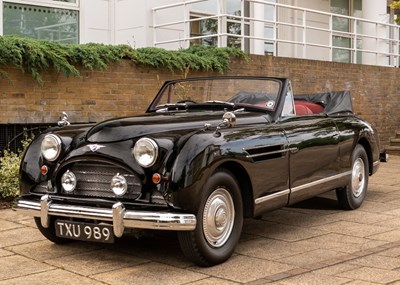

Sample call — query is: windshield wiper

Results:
[205,100,234,106]
[155,102,191,112]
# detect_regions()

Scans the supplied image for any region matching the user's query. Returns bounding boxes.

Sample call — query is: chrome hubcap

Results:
[203,188,235,248]
[351,157,365,198]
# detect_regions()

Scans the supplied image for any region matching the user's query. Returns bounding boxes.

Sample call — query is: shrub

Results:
[0,150,20,199]
[0,36,248,84]
[0,134,33,199]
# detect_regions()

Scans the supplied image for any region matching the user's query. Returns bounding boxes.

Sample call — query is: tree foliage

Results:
[390,1,400,23]
[0,36,247,84]
[391,0,400,9]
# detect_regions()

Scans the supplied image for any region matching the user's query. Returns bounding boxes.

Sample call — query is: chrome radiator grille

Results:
[60,162,141,199]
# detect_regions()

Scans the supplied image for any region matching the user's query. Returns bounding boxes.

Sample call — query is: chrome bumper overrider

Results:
[16,195,196,237]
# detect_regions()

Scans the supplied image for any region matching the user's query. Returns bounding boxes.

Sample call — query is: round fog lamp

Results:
[111,174,128,196]
[61,170,76,193]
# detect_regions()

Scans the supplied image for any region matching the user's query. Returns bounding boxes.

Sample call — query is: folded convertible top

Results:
[295,91,353,116]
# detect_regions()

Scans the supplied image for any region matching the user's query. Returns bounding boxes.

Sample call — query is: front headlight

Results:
[133,138,158,167]
[41,134,62,161]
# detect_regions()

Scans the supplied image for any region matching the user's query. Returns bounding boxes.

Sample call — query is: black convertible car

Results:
[16,76,383,266]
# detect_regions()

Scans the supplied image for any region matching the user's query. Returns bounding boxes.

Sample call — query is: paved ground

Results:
[1,156,400,285]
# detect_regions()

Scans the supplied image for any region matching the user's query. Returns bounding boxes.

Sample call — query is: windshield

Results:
[149,78,282,112]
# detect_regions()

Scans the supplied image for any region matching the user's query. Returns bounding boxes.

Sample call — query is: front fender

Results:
[170,132,224,188]
[19,124,93,196]
[167,130,250,212]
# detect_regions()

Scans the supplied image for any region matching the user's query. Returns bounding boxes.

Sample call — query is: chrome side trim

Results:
[255,189,290,205]
[16,196,196,233]
[254,171,351,205]
[291,171,352,193]
[244,147,297,159]
[244,144,280,150]
[246,149,287,159]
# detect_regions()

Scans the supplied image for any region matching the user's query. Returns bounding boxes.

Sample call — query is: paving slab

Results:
[0,155,399,284]
[336,266,400,284]
[46,248,148,276]
[243,219,328,242]
[0,255,54,281]
[6,240,102,261]
[235,237,320,260]
[0,219,24,232]
[91,262,207,285]
[0,269,105,285]
[191,255,295,283]
[271,271,351,285]
[0,227,45,248]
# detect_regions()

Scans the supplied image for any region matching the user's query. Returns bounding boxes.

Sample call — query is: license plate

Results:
[55,220,115,243]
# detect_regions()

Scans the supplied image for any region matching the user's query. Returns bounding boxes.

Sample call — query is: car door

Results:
[237,123,290,216]
[281,115,341,205]
[278,84,341,205]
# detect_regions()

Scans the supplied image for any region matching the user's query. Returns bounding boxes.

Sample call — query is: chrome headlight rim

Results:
[41,134,62,162]
[133,137,159,168]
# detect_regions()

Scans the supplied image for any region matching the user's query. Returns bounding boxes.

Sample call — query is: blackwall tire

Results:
[336,144,369,210]
[178,169,243,267]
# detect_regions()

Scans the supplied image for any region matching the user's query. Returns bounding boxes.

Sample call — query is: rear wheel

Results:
[178,169,243,267]
[34,217,73,244]
[336,144,369,210]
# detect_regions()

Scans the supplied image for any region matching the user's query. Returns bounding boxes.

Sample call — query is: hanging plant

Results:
[0,36,248,85]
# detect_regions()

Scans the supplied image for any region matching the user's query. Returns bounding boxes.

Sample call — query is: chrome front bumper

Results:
[16,195,196,237]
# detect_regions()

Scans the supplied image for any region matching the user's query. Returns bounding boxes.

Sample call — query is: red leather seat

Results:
[294,100,324,115]
[294,103,313,115]
[299,101,324,114]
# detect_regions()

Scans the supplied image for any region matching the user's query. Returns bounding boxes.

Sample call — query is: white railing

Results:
[152,0,400,67]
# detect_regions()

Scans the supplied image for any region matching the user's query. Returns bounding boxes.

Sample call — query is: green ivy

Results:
[0,36,248,85]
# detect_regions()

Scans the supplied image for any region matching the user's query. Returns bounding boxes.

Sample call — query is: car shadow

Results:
[288,195,342,211]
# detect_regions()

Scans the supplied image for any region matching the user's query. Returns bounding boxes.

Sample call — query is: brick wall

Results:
[0,55,399,148]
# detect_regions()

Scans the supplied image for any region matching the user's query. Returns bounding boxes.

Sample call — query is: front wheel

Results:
[336,144,369,210]
[178,169,243,267]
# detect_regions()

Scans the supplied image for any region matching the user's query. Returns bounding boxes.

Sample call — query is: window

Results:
[190,0,246,49]
[3,1,79,44]
[264,0,276,55]
[226,0,243,48]
[190,13,218,46]
[282,82,295,117]
[331,0,362,63]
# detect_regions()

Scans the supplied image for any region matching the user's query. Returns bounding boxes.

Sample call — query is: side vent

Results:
[244,145,286,162]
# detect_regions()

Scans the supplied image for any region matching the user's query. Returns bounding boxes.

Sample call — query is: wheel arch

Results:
[216,161,254,218]
[357,137,372,175]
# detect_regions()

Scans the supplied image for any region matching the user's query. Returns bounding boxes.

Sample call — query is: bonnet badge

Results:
[88,144,105,152]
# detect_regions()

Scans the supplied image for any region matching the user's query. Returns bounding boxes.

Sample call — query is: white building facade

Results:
[0,0,397,66]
